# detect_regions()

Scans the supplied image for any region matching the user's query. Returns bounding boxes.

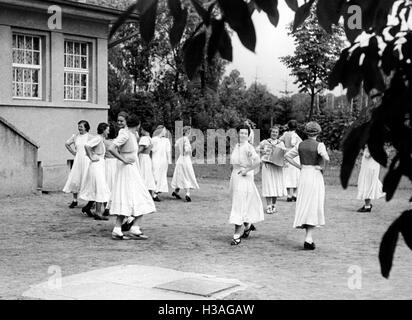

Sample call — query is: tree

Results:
[280,4,345,120]
[111,0,412,278]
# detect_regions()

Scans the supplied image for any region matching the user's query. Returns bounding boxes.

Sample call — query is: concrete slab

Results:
[155,278,240,297]
[22,264,247,300]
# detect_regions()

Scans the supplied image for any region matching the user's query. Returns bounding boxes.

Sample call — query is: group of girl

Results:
[63,112,199,240]
[229,120,385,249]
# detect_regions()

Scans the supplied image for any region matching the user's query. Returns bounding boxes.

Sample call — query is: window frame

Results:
[63,40,90,102]
[12,33,43,100]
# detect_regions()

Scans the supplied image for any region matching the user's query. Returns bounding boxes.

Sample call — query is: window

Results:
[12,34,41,99]
[64,41,89,101]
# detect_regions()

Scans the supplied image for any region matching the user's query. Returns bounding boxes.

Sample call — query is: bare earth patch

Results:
[1,174,411,299]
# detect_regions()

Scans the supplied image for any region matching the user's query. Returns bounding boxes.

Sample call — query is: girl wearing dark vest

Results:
[285,122,329,250]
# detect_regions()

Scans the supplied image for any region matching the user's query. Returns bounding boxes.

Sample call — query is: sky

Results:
[226,1,345,97]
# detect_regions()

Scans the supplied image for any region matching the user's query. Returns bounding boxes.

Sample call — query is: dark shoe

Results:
[304,241,316,250]
[231,237,241,245]
[153,196,161,202]
[286,197,293,202]
[292,196,297,202]
[69,201,78,208]
[172,191,182,200]
[103,208,110,216]
[81,207,94,217]
[94,214,109,221]
[185,195,192,202]
[128,232,148,240]
[357,205,372,212]
[111,233,131,240]
[241,224,256,239]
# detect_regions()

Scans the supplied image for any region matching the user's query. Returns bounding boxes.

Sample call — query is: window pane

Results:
[74,73,80,86]
[24,84,31,97]
[81,57,87,69]
[32,84,39,97]
[12,50,17,64]
[67,42,73,54]
[67,55,73,68]
[81,74,87,86]
[32,70,39,83]
[18,35,24,49]
[16,83,23,96]
[25,51,33,65]
[23,69,31,83]
[74,87,81,100]
[33,37,40,51]
[26,36,33,50]
[33,52,40,65]
[74,42,80,55]
[12,35,17,49]
[81,87,87,100]
[74,56,80,69]
[81,43,87,55]
[16,49,24,64]
[16,68,23,82]
[67,73,73,86]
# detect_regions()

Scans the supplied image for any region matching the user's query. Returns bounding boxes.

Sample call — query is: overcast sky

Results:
[227,2,345,97]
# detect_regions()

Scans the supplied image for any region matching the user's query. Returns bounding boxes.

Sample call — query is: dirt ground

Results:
[1,170,412,300]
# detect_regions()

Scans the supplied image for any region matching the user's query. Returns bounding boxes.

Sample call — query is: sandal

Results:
[172,191,182,200]
[266,205,273,214]
[128,233,148,240]
[241,224,256,239]
[231,237,241,245]
[111,233,131,240]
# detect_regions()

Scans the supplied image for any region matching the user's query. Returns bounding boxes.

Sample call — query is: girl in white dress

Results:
[138,126,156,196]
[79,123,111,220]
[356,146,385,212]
[63,120,91,209]
[103,122,118,216]
[257,126,287,214]
[229,125,264,246]
[151,125,172,201]
[171,126,199,202]
[285,122,329,250]
[107,112,156,240]
[280,120,302,202]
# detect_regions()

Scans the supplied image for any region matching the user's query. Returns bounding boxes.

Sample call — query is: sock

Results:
[130,225,142,234]
[113,227,122,235]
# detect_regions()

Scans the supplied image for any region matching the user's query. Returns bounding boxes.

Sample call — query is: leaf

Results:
[292,0,315,32]
[183,31,206,80]
[109,1,140,39]
[285,0,298,11]
[316,0,345,33]
[399,210,412,250]
[191,0,210,25]
[254,0,280,27]
[379,217,401,278]
[208,19,224,62]
[219,25,233,61]
[340,121,371,188]
[368,117,388,167]
[218,0,256,52]
[139,0,158,43]
[383,156,402,201]
[168,0,188,47]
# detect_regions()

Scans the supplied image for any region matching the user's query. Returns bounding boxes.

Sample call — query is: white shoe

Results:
[266,205,273,214]
[271,205,277,213]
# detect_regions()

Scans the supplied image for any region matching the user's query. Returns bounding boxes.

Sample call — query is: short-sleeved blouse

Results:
[286,142,329,162]
[85,135,105,156]
[230,142,260,168]
[113,128,138,153]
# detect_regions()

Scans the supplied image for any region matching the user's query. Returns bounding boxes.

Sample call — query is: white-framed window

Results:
[12,34,42,99]
[64,40,89,101]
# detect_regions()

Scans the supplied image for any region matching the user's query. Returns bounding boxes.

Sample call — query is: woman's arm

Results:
[108,144,134,165]
[285,146,301,170]
[65,136,76,156]
[84,145,98,162]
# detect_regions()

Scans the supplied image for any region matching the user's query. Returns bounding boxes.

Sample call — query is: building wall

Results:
[0,3,110,191]
[0,122,38,198]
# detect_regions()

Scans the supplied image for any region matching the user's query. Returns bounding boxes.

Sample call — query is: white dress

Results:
[109,128,156,217]
[357,148,385,200]
[280,131,302,188]
[258,139,287,197]
[151,136,171,193]
[171,136,199,190]
[63,133,90,194]
[104,139,117,192]
[138,136,156,191]
[286,142,329,229]
[229,142,264,225]
[79,136,111,203]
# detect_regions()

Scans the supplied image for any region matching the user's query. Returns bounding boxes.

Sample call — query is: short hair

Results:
[107,122,118,139]
[236,124,251,135]
[97,123,109,134]
[268,125,280,135]
[287,120,298,130]
[78,120,90,132]
[117,111,129,122]
[183,126,191,135]
[127,114,140,127]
